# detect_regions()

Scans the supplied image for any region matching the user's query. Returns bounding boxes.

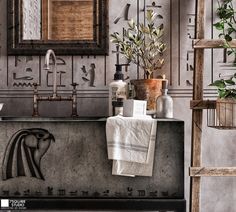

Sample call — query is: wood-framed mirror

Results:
[7,0,108,55]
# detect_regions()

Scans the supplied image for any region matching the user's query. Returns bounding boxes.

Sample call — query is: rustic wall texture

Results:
[0,0,236,211]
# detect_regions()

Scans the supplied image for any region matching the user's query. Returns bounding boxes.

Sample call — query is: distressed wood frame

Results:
[7,0,109,55]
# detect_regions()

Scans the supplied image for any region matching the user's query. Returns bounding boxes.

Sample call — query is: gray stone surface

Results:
[0,120,184,199]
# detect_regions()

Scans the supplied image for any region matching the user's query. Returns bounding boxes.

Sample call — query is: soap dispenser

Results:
[108,64,128,116]
[109,64,127,116]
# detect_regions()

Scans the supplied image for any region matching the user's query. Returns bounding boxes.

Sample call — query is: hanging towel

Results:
[106,115,157,177]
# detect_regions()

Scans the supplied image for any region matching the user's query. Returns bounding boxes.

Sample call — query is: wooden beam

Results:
[190,177,201,212]
[42,0,49,40]
[190,167,236,177]
[190,100,216,109]
[193,39,236,49]
[191,0,205,166]
[190,0,205,212]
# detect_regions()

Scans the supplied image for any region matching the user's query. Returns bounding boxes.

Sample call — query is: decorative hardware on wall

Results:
[2,128,55,181]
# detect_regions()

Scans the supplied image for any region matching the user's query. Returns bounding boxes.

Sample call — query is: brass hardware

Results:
[32,50,78,117]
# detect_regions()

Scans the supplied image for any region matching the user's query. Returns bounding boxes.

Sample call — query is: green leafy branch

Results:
[209,73,236,99]
[213,0,236,60]
[110,10,166,79]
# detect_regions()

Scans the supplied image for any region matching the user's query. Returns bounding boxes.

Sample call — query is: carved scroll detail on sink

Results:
[2,128,55,181]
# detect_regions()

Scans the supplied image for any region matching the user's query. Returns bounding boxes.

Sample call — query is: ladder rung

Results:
[193,39,236,49]
[190,167,236,177]
[190,100,216,109]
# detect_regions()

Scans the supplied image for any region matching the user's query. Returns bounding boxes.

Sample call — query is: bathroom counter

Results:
[0,116,182,122]
[0,116,107,122]
[0,117,185,211]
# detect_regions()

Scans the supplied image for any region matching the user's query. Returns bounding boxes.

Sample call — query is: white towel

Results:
[106,115,157,177]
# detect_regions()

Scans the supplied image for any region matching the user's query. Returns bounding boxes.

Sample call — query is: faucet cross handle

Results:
[71,83,79,90]
[33,83,39,93]
[33,82,38,87]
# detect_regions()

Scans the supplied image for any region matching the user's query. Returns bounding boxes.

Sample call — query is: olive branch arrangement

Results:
[110,10,166,79]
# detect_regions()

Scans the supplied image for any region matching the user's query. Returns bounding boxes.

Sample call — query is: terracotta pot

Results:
[131,79,163,111]
[216,98,236,127]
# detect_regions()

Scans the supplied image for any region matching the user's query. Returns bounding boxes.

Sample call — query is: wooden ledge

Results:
[193,39,236,49]
[190,167,236,177]
[190,100,216,109]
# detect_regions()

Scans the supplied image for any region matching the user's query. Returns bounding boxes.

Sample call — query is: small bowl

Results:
[0,103,4,111]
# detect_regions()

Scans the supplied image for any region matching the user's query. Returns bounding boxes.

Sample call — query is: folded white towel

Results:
[106,115,157,177]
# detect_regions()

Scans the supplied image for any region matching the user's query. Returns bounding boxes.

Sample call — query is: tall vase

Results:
[130,79,163,111]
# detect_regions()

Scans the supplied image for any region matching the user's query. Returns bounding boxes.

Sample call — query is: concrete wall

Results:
[0,0,236,211]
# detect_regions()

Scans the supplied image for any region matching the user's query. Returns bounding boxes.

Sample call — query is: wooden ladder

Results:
[190,0,236,211]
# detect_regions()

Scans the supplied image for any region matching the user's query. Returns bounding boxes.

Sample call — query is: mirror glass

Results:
[8,0,108,55]
[22,0,95,41]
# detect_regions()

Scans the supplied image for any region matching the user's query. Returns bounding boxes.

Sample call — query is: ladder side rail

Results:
[190,0,205,212]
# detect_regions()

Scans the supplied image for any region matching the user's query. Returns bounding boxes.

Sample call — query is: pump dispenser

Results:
[109,46,128,116]
[114,64,124,80]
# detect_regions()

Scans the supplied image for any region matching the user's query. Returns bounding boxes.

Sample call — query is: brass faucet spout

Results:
[44,49,57,98]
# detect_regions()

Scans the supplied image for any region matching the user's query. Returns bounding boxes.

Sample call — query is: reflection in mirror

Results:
[8,0,108,55]
[22,0,95,41]
[43,0,94,40]
[22,0,41,40]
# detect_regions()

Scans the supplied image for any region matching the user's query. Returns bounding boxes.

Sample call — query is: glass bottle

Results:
[112,98,124,116]
[156,80,173,118]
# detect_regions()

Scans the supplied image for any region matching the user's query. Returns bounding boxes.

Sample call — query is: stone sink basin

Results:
[0,116,184,203]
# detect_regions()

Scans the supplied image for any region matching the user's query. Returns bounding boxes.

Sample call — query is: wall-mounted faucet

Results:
[33,49,78,117]
[44,49,58,98]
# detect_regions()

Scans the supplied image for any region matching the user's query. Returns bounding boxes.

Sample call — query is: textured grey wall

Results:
[0,0,235,211]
